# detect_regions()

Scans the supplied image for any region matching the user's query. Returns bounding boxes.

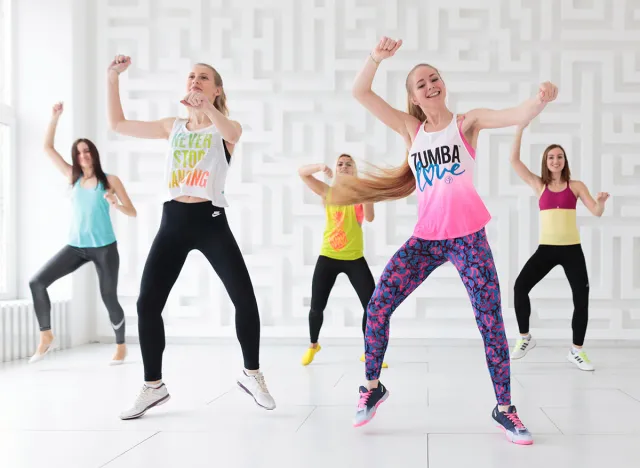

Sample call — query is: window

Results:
[0,0,16,299]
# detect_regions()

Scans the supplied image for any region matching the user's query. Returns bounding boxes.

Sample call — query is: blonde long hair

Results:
[325,64,438,205]
[195,62,229,116]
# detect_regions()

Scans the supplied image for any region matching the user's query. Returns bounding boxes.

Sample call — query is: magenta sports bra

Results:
[539,184,577,211]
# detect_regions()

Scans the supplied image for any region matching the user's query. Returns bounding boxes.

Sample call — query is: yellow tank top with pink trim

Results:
[320,204,365,260]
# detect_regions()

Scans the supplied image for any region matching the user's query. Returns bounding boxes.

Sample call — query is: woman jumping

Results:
[327,36,558,445]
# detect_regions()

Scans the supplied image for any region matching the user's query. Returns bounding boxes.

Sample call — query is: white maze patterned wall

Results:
[94,0,640,341]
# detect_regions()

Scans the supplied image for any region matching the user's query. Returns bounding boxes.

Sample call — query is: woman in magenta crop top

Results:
[509,124,610,371]
[326,36,559,444]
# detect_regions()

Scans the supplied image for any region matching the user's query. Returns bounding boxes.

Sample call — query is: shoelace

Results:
[135,385,156,405]
[504,411,525,430]
[253,373,269,393]
[357,390,372,410]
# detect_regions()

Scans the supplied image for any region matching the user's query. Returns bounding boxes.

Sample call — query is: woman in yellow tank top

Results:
[509,124,610,371]
[298,154,386,367]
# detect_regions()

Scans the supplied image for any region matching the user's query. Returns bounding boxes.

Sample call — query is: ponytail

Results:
[326,64,439,206]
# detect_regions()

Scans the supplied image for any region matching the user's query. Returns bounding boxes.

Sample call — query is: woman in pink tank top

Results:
[326,36,559,444]
[509,124,610,371]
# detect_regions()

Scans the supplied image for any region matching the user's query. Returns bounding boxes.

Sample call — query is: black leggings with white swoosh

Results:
[137,200,261,381]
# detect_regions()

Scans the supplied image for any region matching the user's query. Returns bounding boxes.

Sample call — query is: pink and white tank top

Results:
[408,114,491,240]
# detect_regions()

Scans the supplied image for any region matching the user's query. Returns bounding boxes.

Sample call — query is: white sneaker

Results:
[28,338,59,364]
[236,371,276,410]
[567,350,594,371]
[119,383,171,420]
[511,336,536,360]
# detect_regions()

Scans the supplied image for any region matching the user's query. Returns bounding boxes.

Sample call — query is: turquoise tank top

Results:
[68,177,117,248]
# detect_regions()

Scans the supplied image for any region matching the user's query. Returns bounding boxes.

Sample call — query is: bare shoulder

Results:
[404,114,423,146]
[106,174,123,187]
[569,179,584,195]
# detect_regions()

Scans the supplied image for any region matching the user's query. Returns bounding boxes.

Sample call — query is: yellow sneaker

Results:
[302,345,322,366]
[360,353,388,368]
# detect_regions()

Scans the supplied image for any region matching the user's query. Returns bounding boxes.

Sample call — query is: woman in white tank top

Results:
[106,55,275,420]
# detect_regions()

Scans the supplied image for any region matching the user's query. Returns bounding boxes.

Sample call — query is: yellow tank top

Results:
[320,204,364,260]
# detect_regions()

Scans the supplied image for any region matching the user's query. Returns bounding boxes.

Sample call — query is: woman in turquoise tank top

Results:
[28,102,137,366]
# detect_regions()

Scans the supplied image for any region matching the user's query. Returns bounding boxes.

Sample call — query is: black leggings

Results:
[29,242,125,344]
[514,244,590,346]
[309,255,375,343]
[137,200,260,381]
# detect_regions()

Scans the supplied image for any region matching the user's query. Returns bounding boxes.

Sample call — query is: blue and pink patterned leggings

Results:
[364,228,511,406]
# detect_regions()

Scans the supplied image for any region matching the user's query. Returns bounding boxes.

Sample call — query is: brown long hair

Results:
[71,138,110,189]
[196,63,229,116]
[325,64,439,206]
[540,144,571,185]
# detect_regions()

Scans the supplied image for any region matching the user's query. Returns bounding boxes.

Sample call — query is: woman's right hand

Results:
[371,36,403,63]
[108,55,132,75]
[321,164,333,178]
[51,102,63,119]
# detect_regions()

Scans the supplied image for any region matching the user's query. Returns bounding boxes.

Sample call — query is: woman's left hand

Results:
[181,91,212,110]
[104,191,118,207]
[596,192,610,204]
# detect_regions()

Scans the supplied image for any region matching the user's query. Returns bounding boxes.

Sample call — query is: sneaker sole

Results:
[495,424,534,445]
[353,390,390,428]
[120,394,171,420]
[236,381,276,410]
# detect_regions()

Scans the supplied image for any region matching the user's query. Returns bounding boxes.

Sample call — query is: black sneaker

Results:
[353,383,389,427]
[492,405,534,445]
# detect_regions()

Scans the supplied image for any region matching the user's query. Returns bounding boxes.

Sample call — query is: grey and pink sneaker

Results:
[353,383,389,427]
[492,405,534,445]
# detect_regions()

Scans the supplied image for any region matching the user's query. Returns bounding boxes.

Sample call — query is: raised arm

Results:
[352,37,420,147]
[510,125,543,195]
[461,82,558,141]
[571,181,609,217]
[298,163,332,197]
[107,55,175,139]
[43,102,72,181]
[104,175,137,217]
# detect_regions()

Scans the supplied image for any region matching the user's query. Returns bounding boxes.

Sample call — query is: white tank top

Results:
[408,114,491,240]
[165,118,230,207]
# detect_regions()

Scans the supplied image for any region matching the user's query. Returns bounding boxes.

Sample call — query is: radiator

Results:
[0,300,71,362]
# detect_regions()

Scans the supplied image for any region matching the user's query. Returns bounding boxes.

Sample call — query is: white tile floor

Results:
[1,340,639,468]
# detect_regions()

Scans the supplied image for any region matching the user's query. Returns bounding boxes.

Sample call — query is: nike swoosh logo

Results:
[212,211,220,217]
